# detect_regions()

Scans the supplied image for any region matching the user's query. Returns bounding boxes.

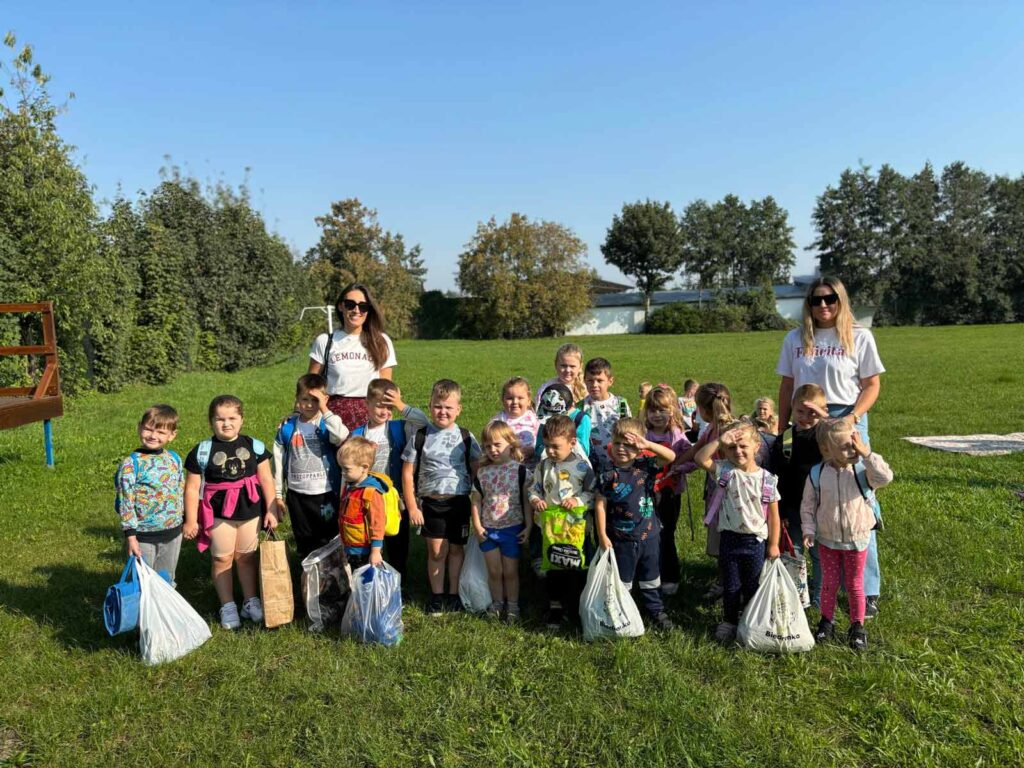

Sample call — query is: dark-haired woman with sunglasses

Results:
[308,283,397,431]
[775,275,885,616]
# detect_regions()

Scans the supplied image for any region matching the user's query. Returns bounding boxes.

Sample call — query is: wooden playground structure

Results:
[0,302,63,466]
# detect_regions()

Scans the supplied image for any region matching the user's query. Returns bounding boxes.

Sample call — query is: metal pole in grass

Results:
[299,305,335,335]
[44,418,54,468]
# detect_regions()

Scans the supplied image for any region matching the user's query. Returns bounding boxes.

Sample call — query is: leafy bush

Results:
[645,302,747,334]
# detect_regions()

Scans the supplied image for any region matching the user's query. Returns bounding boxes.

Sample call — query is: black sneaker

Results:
[864,596,879,620]
[426,594,444,616]
[814,617,835,643]
[848,621,868,652]
[445,594,465,613]
[652,612,674,632]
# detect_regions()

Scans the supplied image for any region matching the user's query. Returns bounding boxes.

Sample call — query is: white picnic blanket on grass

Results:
[903,433,1024,456]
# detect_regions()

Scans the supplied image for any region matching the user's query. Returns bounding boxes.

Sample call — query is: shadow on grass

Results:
[0,564,123,652]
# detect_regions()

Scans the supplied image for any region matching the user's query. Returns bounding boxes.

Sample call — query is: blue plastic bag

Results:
[103,557,171,636]
[340,562,403,646]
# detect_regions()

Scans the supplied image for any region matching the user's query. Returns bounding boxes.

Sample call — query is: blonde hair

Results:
[721,418,760,444]
[792,383,826,408]
[815,418,853,457]
[339,436,377,467]
[480,421,524,465]
[802,276,856,356]
[611,417,646,443]
[554,343,587,402]
[752,397,778,433]
[695,382,733,432]
[642,385,685,432]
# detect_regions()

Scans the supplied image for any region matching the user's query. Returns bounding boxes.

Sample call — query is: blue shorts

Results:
[479,524,525,559]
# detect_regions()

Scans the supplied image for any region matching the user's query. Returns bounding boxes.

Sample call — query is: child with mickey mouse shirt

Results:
[183,394,280,630]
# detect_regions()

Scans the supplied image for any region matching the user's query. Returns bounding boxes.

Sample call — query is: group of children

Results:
[115,342,892,650]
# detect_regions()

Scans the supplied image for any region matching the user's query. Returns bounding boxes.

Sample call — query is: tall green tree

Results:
[457,213,594,339]
[601,200,684,321]
[305,199,426,338]
[986,174,1024,322]
[743,195,796,286]
[886,163,939,324]
[0,34,126,392]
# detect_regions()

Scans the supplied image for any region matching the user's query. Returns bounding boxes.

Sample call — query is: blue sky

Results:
[6,2,1023,290]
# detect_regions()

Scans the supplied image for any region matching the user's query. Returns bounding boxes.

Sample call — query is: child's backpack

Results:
[703,465,777,530]
[369,471,402,536]
[114,450,182,515]
[412,426,473,493]
[808,461,884,530]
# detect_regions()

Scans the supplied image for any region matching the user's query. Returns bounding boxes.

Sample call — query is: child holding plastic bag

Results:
[594,418,676,632]
[695,419,781,644]
[802,420,893,651]
[183,395,280,630]
[470,421,530,621]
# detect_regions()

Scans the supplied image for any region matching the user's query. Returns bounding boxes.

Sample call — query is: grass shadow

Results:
[0,564,124,652]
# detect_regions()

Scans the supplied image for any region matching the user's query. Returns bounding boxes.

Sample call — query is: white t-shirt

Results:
[309,331,398,397]
[400,424,482,497]
[715,462,780,540]
[775,327,884,406]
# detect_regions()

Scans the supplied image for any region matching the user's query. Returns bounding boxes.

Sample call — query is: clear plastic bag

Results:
[579,548,645,641]
[137,558,212,665]
[458,536,492,613]
[738,559,814,653]
[301,536,351,632]
[340,562,403,646]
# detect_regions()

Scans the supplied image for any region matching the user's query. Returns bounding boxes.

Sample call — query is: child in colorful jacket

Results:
[337,437,388,570]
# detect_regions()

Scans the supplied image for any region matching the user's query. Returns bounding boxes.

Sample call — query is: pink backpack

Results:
[703,466,777,529]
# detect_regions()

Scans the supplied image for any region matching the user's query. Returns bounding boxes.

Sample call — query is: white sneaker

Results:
[240,597,263,623]
[219,602,241,630]
[661,582,679,596]
[714,621,737,644]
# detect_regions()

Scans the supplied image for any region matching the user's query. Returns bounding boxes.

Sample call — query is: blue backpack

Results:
[808,460,884,530]
[114,450,182,515]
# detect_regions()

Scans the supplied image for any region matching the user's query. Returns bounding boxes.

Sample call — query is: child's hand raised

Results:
[850,430,870,458]
[313,388,330,414]
[381,386,406,412]
[720,428,744,446]
[802,401,829,418]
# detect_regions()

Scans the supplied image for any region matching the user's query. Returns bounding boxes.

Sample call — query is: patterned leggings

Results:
[818,545,868,624]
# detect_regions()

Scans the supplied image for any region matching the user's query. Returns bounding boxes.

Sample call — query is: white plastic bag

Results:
[458,536,492,613]
[579,547,645,641]
[738,559,814,654]
[340,562,403,646]
[137,557,212,665]
[301,536,351,632]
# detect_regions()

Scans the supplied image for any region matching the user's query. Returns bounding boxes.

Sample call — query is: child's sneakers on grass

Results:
[426,594,444,617]
[864,596,879,620]
[652,612,674,632]
[505,602,521,624]
[704,582,724,602]
[814,617,835,643]
[240,597,263,623]
[714,621,737,644]
[445,594,465,613]
[544,604,565,630]
[219,602,241,630]
[848,621,868,651]
[486,600,503,619]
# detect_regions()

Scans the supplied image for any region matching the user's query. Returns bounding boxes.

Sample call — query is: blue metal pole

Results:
[44,418,54,468]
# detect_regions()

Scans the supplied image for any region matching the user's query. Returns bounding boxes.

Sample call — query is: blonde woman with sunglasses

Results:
[775,276,885,617]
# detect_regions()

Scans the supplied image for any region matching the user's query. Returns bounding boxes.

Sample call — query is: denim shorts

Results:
[479,523,525,559]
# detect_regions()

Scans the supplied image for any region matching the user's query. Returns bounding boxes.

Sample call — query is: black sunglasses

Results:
[809,293,840,307]
[341,299,371,313]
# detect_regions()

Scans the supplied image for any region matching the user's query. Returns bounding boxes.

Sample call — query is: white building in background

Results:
[565,277,876,336]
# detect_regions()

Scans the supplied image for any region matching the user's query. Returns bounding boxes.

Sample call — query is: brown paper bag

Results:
[259,530,294,628]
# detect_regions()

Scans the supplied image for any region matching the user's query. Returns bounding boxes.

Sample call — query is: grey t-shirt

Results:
[401,423,482,497]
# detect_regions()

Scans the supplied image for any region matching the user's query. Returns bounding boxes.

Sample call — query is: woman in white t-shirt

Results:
[308,283,398,431]
[775,275,885,616]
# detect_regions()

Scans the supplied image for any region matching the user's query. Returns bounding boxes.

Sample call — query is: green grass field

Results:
[2,326,1023,767]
